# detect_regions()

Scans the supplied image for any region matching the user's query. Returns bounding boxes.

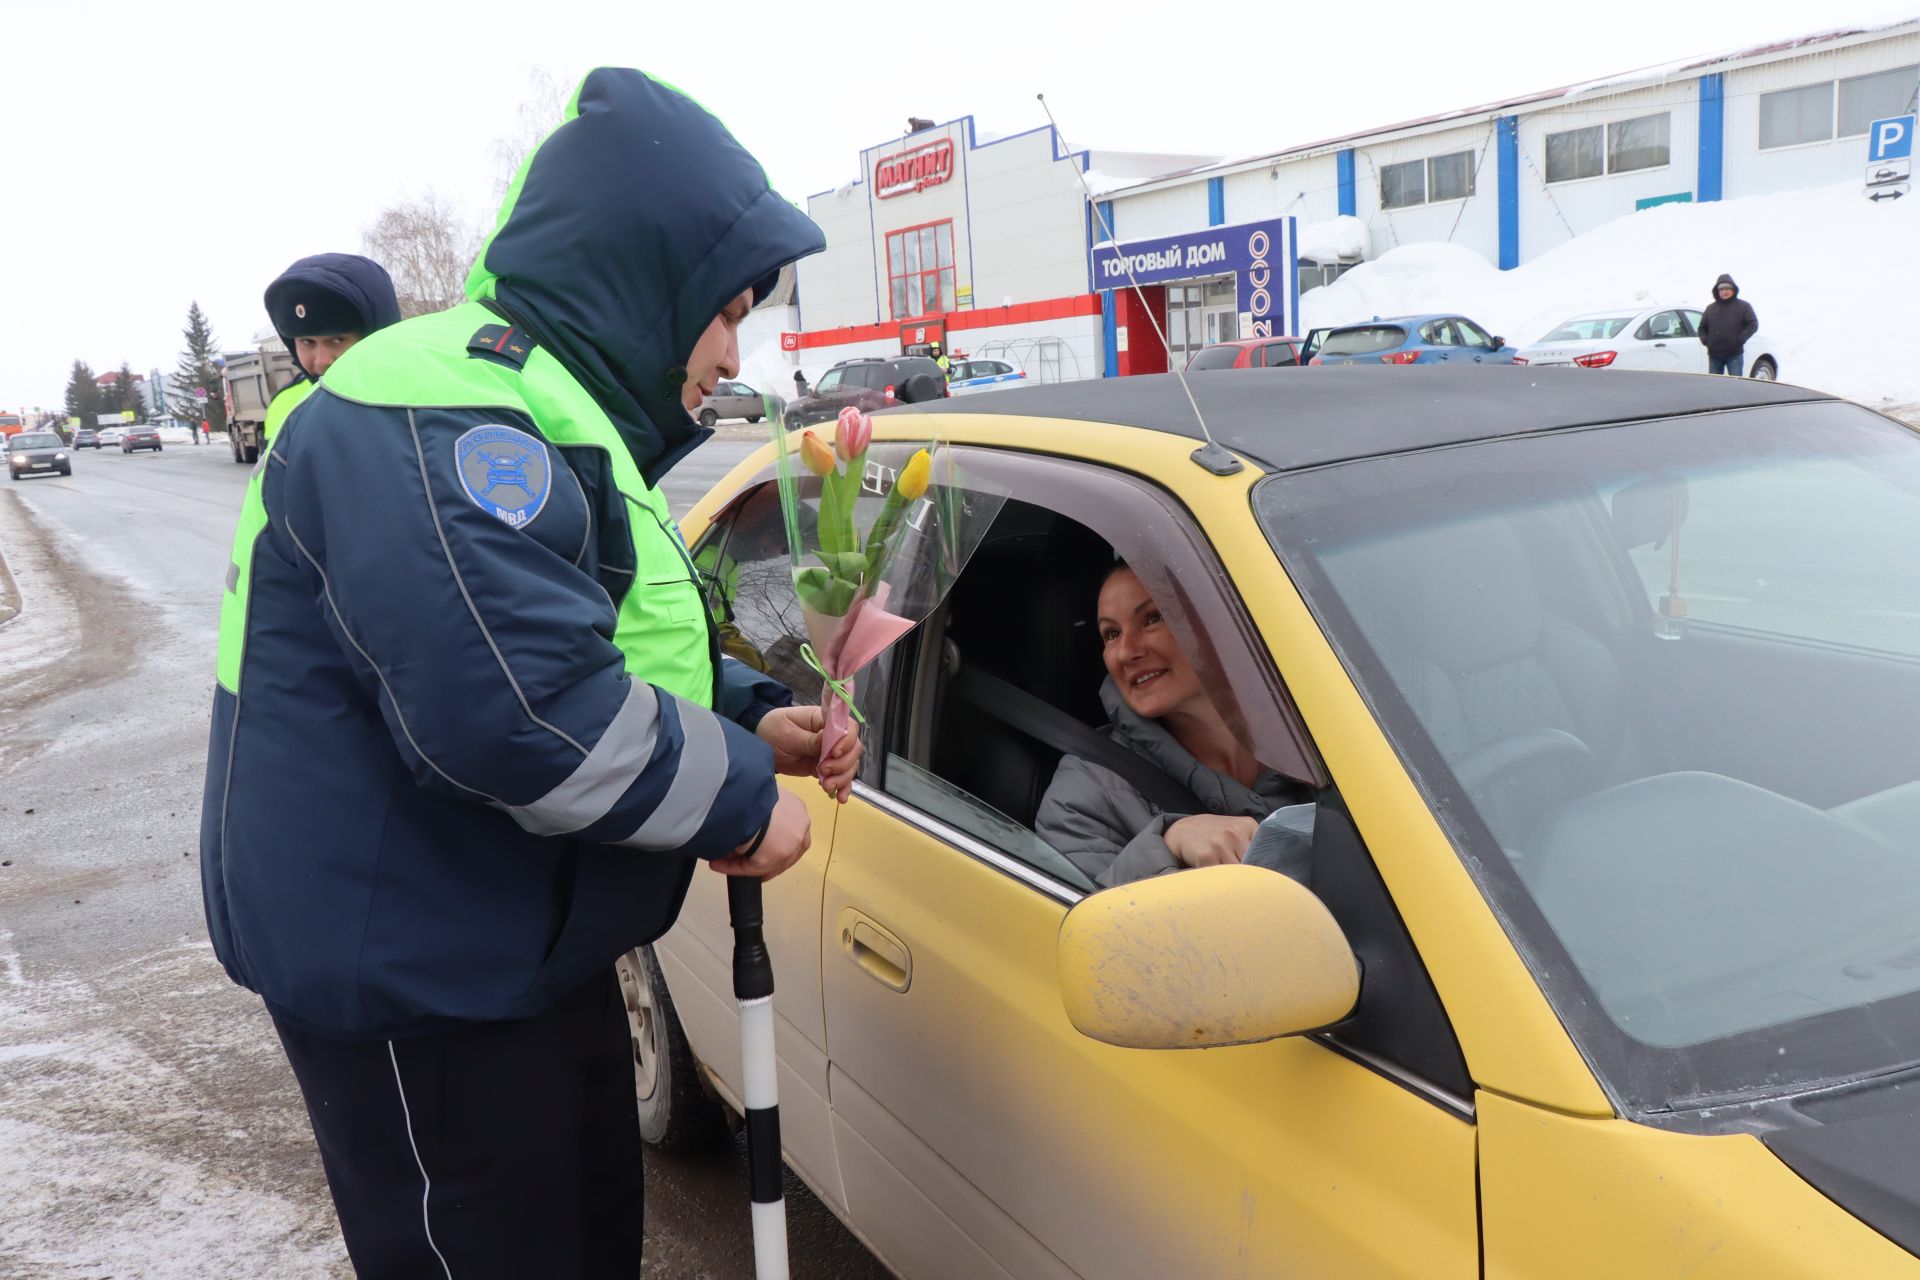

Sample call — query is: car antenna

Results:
[1037,92,1242,478]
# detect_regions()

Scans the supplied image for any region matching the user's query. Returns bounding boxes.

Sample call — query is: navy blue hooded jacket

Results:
[201,69,826,1039]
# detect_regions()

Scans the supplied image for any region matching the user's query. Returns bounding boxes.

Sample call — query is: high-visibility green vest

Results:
[217,301,714,709]
[261,377,312,442]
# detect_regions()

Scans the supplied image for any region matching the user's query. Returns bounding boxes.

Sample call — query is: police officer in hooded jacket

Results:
[201,69,850,1277]
[259,253,403,442]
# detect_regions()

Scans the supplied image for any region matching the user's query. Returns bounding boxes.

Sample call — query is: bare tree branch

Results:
[361,191,482,319]
[491,67,570,200]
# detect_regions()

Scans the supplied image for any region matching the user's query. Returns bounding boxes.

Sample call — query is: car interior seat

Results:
[1323,510,1639,844]
[925,505,1115,827]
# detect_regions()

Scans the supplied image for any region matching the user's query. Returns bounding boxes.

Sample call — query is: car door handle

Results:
[838,909,911,992]
[1654,342,1668,347]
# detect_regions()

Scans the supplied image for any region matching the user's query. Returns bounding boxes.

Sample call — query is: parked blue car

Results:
[1306,314,1518,366]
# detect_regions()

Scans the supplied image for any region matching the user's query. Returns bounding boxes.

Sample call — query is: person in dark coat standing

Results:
[1699,273,1758,376]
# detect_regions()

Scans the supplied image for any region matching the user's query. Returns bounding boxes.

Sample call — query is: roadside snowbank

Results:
[1299,180,1920,407]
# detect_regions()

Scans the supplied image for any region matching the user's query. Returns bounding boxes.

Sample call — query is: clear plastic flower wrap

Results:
[763,395,1004,773]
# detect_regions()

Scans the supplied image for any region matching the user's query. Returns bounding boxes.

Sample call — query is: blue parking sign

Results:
[1869,115,1914,163]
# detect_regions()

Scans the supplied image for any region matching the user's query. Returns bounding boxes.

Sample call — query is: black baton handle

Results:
[728,876,776,1002]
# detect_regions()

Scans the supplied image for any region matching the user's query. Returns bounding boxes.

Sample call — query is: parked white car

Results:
[1516,307,1779,380]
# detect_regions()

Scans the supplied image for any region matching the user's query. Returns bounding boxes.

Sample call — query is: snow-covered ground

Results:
[1299,180,1920,410]
[0,933,350,1278]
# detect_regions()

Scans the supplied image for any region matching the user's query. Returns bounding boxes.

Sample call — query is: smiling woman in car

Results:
[1035,561,1305,887]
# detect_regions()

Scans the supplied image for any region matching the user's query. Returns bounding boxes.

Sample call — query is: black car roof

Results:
[901,366,1836,471]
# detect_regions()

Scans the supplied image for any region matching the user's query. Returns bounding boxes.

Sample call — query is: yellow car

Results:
[628,367,1920,1278]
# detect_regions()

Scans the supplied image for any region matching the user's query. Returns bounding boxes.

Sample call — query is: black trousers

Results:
[272,971,644,1279]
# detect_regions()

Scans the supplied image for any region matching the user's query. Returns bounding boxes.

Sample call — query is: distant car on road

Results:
[122,423,163,453]
[97,426,127,447]
[1514,306,1781,381]
[1309,314,1517,366]
[8,431,72,480]
[1186,337,1305,372]
[948,358,1028,395]
[72,428,102,450]
[695,380,767,428]
[783,355,949,430]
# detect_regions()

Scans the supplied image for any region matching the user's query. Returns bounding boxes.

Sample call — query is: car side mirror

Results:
[1058,864,1359,1049]
[1490,336,1505,349]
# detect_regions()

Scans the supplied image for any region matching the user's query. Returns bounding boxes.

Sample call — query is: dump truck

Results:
[218,334,301,464]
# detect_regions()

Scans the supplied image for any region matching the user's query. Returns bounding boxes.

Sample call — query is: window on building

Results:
[1380,151,1476,209]
[1545,124,1605,182]
[1297,259,1357,296]
[1546,114,1669,181]
[1607,113,1671,173]
[1760,81,1836,148]
[1380,159,1425,209]
[1840,64,1920,137]
[1428,150,1476,202]
[886,220,956,320]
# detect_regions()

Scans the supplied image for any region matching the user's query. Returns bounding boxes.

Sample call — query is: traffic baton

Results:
[728,875,789,1279]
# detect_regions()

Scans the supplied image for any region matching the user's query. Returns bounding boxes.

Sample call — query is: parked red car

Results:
[1185,336,1305,372]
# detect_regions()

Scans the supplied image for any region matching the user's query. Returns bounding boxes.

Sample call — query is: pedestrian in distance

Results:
[1699,273,1758,377]
[200,68,845,1279]
[794,367,809,398]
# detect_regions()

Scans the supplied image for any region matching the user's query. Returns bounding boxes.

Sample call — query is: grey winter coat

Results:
[1036,679,1300,888]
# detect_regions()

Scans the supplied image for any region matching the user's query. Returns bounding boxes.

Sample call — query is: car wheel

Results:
[122,445,131,453]
[747,415,761,424]
[59,464,71,476]
[698,409,718,428]
[785,412,802,431]
[1749,357,1777,382]
[616,945,725,1151]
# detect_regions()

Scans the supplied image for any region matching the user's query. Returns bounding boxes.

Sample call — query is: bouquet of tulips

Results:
[766,399,1001,775]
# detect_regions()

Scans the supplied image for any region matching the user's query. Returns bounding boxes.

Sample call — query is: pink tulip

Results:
[835,406,872,461]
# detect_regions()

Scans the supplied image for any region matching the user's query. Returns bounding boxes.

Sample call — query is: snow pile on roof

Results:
[1083,169,1141,197]
[1297,215,1369,264]
[1299,179,1920,407]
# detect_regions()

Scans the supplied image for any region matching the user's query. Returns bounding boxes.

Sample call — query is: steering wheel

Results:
[1452,727,1598,796]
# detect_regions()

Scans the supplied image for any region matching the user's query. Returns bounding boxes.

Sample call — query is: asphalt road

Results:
[0,434,889,1278]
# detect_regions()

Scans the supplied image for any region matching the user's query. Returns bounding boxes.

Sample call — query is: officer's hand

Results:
[710,790,812,881]
[756,706,863,804]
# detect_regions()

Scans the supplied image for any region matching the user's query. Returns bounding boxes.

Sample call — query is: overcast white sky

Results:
[7,0,1916,411]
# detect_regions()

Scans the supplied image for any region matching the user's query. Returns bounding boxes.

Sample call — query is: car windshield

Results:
[15,434,60,448]
[1187,346,1245,371]
[1320,325,1406,356]
[1257,402,1920,1114]
[1544,316,1635,341]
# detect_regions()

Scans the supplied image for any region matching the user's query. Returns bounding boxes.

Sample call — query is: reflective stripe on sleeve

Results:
[622,697,730,850]
[508,678,663,836]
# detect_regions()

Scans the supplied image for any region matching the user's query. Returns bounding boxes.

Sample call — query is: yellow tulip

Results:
[897,449,932,501]
[799,430,835,477]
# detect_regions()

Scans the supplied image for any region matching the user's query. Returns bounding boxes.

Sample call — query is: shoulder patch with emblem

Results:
[467,323,533,369]
[455,424,551,528]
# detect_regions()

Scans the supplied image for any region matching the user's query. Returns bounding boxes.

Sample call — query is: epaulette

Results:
[468,324,533,369]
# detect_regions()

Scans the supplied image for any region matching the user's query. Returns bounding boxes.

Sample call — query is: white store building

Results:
[785,21,1920,383]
